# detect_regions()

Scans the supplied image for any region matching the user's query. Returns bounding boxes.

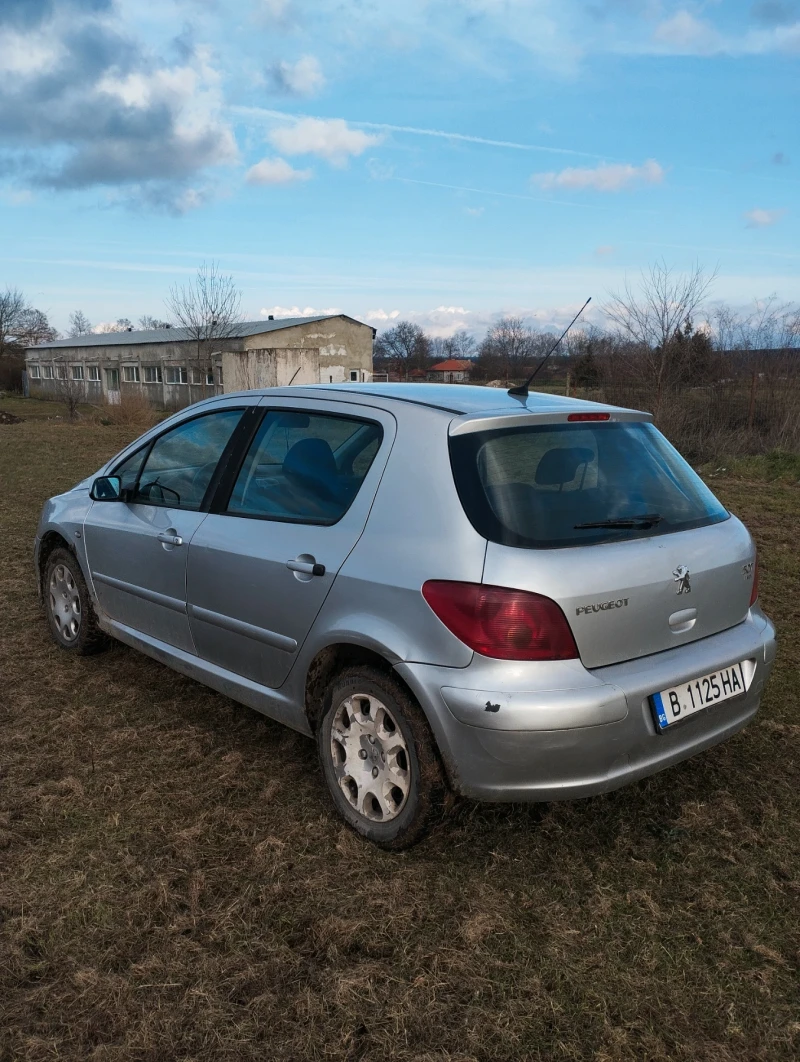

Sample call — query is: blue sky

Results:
[0,0,798,336]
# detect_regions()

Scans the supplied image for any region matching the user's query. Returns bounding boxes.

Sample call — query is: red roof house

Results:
[427,359,472,383]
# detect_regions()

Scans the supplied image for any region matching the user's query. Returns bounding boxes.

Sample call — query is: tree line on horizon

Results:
[1,262,798,405]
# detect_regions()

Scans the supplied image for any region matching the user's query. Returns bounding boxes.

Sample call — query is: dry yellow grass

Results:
[1,397,799,1061]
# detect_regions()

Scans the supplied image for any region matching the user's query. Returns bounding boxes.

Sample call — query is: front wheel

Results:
[318,667,451,849]
[43,547,108,655]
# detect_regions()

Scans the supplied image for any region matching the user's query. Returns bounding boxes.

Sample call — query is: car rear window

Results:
[449,421,728,549]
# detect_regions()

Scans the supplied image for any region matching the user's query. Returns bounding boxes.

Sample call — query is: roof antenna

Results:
[508,297,592,399]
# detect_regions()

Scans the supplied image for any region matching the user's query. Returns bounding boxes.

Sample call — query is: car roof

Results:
[224,382,640,418]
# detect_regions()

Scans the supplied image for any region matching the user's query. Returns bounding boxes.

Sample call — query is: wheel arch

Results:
[37,530,75,597]
[304,640,417,736]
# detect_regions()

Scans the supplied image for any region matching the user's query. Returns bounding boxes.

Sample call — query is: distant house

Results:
[24,314,375,409]
[427,359,472,383]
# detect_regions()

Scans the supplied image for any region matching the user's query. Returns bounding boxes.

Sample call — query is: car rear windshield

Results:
[449,421,728,549]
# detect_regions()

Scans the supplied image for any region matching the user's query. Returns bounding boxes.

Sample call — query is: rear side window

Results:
[450,421,728,549]
[226,410,383,525]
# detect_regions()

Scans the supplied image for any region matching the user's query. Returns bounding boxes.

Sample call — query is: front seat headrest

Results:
[535,446,594,486]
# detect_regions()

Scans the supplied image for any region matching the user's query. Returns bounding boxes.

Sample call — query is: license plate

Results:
[651,659,754,730]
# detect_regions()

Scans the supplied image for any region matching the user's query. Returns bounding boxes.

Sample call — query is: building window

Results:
[29,364,41,379]
[87,365,100,381]
[143,366,163,384]
[71,365,84,381]
[122,365,140,383]
[189,367,203,385]
[41,365,54,379]
[216,368,223,386]
[205,368,214,386]
[350,370,359,381]
[165,366,188,384]
[54,363,67,380]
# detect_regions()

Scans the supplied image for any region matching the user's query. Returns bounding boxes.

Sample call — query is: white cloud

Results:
[260,305,341,317]
[270,55,325,97]
[652,11,722,53]
[269,117,382,166]
[533,159,664,193]
[246,157,312,185]
[365,309,401,321]
[464,206,484,216]
[744,208,786,228]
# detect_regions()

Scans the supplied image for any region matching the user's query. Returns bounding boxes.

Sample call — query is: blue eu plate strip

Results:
[652,691,669,730]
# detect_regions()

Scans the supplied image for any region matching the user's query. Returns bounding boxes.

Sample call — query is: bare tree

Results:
[711,296,800,352]
[95,318,133,333]
[138,314,171,330]
[374,321,430,379]
[52,356,84,421]
[67,310,93,337]
[16,307,58,346]
[0,286,28,359]
[478,317,533,383]
[604,261,717,411]
[166,262,243,385]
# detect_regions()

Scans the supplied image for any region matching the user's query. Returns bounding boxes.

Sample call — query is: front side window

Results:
[54,363,67,380]
[227,410,383,525]
[42,365,54,379]
[29,364,41,378]
[450,421,728,549]
[130,409,243,509]
[143,366,162,384]
[122,365,140,383]
[165,366,188,385]
[71,365,84,381]
[113,446,148,494]
[205,368,215,386]
[87,365,100,381]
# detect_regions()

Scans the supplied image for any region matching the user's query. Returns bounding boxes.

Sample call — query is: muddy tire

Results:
[43,547,108,655]
[318,666,451,849]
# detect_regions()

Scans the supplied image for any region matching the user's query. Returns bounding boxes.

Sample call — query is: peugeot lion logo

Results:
[673,565,691,595]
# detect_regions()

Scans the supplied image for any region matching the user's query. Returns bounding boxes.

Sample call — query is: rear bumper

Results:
[395,609,776,802]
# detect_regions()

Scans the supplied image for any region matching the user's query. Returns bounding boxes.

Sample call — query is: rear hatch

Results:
[449,412,755,669]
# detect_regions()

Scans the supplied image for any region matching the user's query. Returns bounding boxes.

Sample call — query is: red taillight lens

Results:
[422,581,579,661]
[749,556,759,608]
[567,412,610,422]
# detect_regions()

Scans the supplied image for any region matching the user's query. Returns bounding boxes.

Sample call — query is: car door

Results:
[186,398,396,688]
[83,406,250,652]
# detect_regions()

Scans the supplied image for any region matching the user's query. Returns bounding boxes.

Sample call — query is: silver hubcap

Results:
[330,694,411,822]
[49,563,81,642]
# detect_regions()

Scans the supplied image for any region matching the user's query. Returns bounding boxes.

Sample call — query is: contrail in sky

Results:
[231,106,607,159]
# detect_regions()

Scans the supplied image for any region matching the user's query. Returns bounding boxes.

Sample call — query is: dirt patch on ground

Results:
[0,409,24,423]
[1,410,799,1061]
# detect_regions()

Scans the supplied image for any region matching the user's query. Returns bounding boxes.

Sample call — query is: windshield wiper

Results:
[574,513,663,530]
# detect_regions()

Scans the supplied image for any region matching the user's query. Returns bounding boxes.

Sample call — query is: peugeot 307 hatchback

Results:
[35,384,776,847]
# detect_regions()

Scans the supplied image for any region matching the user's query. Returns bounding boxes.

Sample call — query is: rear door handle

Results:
[157,532,183,546]
[286,558,326,576]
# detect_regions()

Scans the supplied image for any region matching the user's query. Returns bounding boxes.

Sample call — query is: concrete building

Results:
[24,315,375,408]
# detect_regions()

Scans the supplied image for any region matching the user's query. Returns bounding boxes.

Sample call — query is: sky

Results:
[0,0,798,338]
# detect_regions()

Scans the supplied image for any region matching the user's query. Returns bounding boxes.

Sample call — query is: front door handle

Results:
[157,531,183,546]
[286,558,326,577]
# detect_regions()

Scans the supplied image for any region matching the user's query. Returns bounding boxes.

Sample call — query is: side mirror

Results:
[90,475,122,501]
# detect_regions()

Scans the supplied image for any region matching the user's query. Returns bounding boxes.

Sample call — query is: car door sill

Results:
[97,615,312,736]
[189,603,298,653]
[92,571,187,614]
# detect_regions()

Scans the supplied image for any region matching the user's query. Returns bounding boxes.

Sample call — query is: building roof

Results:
[429,359,473,372]
[26,314,371,352]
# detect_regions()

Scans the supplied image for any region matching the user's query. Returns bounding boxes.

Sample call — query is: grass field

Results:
[1,396,799,1062]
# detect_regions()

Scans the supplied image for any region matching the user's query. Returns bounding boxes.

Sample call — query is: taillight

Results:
[421,581,579,661]
[750,556,759,608]
[567,412,610,422]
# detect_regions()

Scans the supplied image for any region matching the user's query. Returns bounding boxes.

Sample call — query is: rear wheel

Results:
[44,547,108,655]
[318,667,451,849]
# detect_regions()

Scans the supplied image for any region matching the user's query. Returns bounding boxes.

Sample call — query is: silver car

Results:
[35,384,776,847]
